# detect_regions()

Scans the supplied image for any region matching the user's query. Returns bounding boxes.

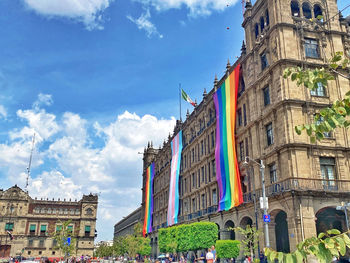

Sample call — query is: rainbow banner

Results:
[167,130,183,226]
[143,163,155,237]
[213,64,243,211]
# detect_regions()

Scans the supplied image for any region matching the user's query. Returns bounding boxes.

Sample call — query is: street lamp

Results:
[243,156,270,248]
[336,202,350,231]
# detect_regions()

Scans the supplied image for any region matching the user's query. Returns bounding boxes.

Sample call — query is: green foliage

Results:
[283,51,350,141]
[215,240,240,259]
[50,220,77,258]
[95,244,114,257]
[158,222,218,253]
[264,229,350,263]
[234,226,261,260]
[113,223,151,258]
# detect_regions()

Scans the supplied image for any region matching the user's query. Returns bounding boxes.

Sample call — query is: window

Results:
[260,17,265,32]
[266,123,274,146]
[291,1,300,17]
[52,208,56,214]
[243,104,247,126]
[59,208,63,214]
[28,240,33,247]
[28,251,31,255]
[192,173,196,188]
[201,167,205,182]
[52,251,56,255]
[261,52,268,70]
[67,225,73,235]
[212,189,217,206]
[245,138,249,158]
[201,140,204,156]
[47,208,52,214]
[239,141,244,161]
[212,160,216,177]
[41,208,46,214]
[263,86,270,106]
[211,131,215,148]
[266,10,270,26]
[269,163,277,184]
[5,223,14,231]
[75,209,80,215]
[201,194,206,209]
[310,82,326,97]
[56,225,62,233]
[305,38,319,58]
[34,207,40,214]
[192,198,196,212]
[29,224,36,234]
[320,157,336,189]
[85,225,91,235]
[302,2,312,19]
[40,225,47,235]
[86,208,93,215]
[255,23,259,39]
[70,209,74,215]
[64,208,68,215]
[238,108,243,126]
[314,4,323,19]
[39,251,42,255]
[39,240,44,248]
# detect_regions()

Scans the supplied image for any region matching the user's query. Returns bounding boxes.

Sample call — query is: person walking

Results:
[206,249,214,263]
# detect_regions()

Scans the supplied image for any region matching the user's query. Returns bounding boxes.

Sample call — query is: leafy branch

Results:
[264,229,350,263]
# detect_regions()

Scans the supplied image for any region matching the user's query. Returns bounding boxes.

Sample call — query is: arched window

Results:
[314,4,323,19]
[260,17,265,32]
[302,2,312,19]
[255,23,259,39]
[86,208,93,215]
[266,10,270,26]
[291,1,300,17]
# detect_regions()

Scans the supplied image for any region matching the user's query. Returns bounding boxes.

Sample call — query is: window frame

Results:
[263,86,271,106]
[266,122,274,146]
[304,38,320,59]
[260,52,269,71]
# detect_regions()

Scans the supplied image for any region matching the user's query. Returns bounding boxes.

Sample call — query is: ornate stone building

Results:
[140,0,350,257]
[0,185,98,258]
[114,207,142,239]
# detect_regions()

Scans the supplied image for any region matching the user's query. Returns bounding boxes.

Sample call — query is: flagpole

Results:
[179,83,182,121]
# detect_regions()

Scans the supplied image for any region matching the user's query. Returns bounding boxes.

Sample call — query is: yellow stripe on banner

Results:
[231,69,239,207]
[224,76,234,210]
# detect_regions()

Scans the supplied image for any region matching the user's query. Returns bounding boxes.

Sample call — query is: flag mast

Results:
[179,83,182,121]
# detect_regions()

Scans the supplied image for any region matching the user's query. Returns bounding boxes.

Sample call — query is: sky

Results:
[0,0,349,242]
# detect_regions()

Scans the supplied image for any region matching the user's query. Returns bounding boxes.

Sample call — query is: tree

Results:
[215,240,240,259]
[234,225,261,262]
[113,236,128,256]
[94,244,114,258]
[51,220,77,259]
[121,223,151,258]
[264,229,350,263]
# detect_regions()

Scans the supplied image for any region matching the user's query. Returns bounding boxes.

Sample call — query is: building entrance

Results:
[0,245,11,258]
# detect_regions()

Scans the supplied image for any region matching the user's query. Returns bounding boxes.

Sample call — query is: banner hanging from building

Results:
[143,162,155,237]
[167,130,183,226]
[213,64,243,211]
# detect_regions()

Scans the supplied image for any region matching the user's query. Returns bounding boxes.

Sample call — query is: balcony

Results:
[243,177,350,203]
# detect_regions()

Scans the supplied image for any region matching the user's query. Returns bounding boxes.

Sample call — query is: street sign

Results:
[67,237,71,246]
[263,214,271,223]
[260,197,269,209]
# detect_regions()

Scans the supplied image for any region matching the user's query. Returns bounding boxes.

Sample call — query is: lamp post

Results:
[243,156,270,248]
[336,202,350,231]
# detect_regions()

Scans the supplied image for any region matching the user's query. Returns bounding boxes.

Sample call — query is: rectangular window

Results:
[192,173,195,188]
[5,223,14,231]
[320,157,336,189]
[40,225,47,235]
[269,163,277,184]
[85,226,91,235]
[263,86,270,106]
[239,141,244,161]
[238,108,242,126]
[243,104,247,126]
[52,239,57,248]
[56,225,62,232]
[208,164,211,182]
[201,140,204,156]
[316,115,331,138]
[67,225,73,235]
[212,160,216,177]
[310,82,326,97]
[192,198,196,212]
[261,52,269,70]
[211,132,215,148]
[201,167,205,182]
[305,38,320,58]
[201,194,205,209]
[28,239,33,247]
[39,239,44,248]
[184,178,187,193]
[212,189,217,206]
[266,123,274,146]
[29,224,36,234]
[245,138,249,158]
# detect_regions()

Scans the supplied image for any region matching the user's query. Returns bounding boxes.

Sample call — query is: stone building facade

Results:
[0,185,98,258]
[140,0,350,257]
[114,207,142,239]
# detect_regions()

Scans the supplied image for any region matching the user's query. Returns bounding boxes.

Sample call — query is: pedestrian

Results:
[211,246,216,263]
[206,249,214,263]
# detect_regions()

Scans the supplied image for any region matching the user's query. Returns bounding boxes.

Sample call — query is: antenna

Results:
[25,133,36,193]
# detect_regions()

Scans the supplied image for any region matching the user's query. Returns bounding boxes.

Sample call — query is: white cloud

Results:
[23,0,113,30]
[127,9,163,38]
[0,105,7,119]
[0,95,176,241]
[135,0,239,16]
[33,93,53,110]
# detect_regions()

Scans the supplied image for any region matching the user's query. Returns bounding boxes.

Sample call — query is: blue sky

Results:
[0,0,349,242]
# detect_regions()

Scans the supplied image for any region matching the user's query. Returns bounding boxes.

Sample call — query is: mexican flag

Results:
[181,89,196,107]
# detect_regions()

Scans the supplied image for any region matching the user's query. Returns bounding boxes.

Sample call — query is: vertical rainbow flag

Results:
[213,64,243,211]
[143,163,155,237]
[167,130,183,226]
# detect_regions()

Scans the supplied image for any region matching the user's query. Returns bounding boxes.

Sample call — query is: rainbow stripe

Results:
[143,163,155,236]
[167,130,183,226]
[213,64,243,211]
